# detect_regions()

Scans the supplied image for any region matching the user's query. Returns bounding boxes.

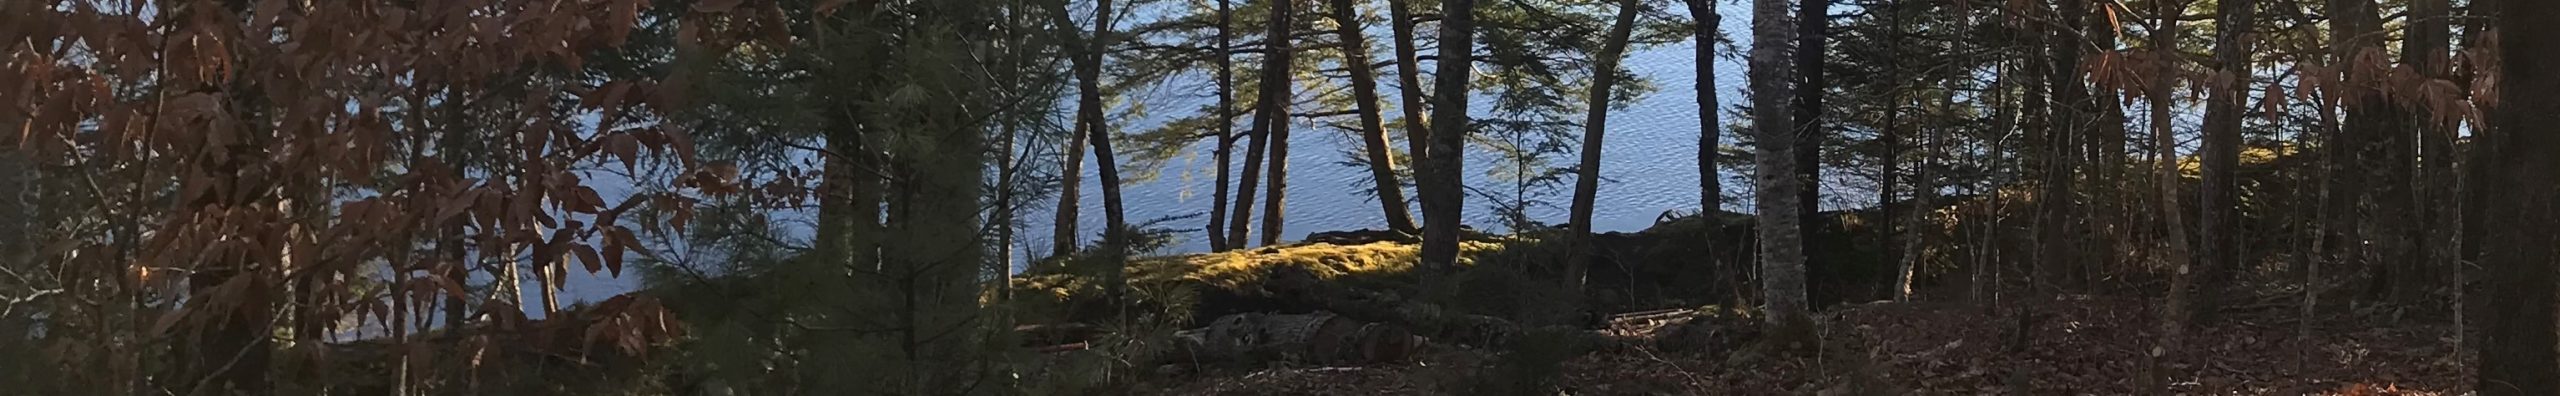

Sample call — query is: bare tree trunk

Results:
[2195,0,2255,327]
[1211,0,1238,252]
[2478,2,2559,393]
[1567,0,1644,293]
[2152,0,2197,335]
[1417,0,1480,271]
[2014,5,2053,289]
[2087,6,2133,282]
[1895,81,1941,302]
[1233,0,1295,249]
[1330,0,1419,234]
[1974,48,2014,306]
[2348,0,2419,306]
[2404,0,2454,311]
[1877,0,1907,300]
[1052,95,1090,257]
[1389,0,1432,164]
[2040,0,2089,292]
[1259,0,1298,247]
[2328,0,2395,304]
[1080,0,1127,247]
[1684,0,1725,303]
[1751,0,1810,334]
[2144,4,2199,390]
[1791,0,1829,236]
[2454,0,2496,357]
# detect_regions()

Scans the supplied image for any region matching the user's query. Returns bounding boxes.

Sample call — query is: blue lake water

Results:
[549,3,1783,305]
[1033,22,1763,256]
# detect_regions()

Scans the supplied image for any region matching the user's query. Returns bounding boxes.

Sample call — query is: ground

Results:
[1135,296,2469,395]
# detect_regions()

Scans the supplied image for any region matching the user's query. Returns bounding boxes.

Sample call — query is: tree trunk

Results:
[1211,0,1238,252]
[2040,0,2089,292]
[2477,1,2559,393]
[1417,0,1480,271]
[804,107,883,391]
[1791,0,1829,235]
[1975,45,2015,306]
[2454,0,2496,357]
[2345,0,2419,305]
[2327,0,2395,304]
[1877,0,1907,300]
[1566,0,1644,293]
[2152,0,2197,335]
[2194,0,2255,327]
[1751,0,1810,333]
[2403,0,2454,310]
[1895,81,1940,302]
[1259,0,1298,247]
[1330,0,1419,234]
[2014,6,2052,288]
[1080,0,1127,247]
[1053,89,1090,257]
[1685,0,1724,303]
[2087,6,2133,282]
[1233,0,1294,249]
[1389,0,1433,164]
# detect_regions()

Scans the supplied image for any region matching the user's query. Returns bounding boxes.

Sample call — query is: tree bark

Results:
[2194,0,2255,327]
[1259,0,1299,247]
[2152,0,2197,335]
[1084,0,1129,246]
[1053,108,1090,257]
[2404,0,2454,310]
[1878,0,1907,300]
[2454,0,2496,356]
[1233,0,1295,249]
[1685,0,1725,304]
[1791,0,1829,234]
[1417,0,1480,271]
[1390,0,1433,163]
[1331,0,1420,234]
[2040,0,2089,292]
[1751,0,1810,333]
[1566,0,1644,292]
[2477,1,2559,393]
[2344,0,2418,305]
[1211,0,1238,251]
[1685,0,1721,218]
[2014,4,2052,288]
[2327,0,2398,304]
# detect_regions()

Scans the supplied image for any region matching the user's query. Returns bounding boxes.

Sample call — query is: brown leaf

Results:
[573,243,603,274]
[525,123,551,159]
[603,235,627,277]
[573,186,606,213]
[2102,3,2122,41]
[605,0,641,47]
[609,133,639,174]
[667,125,699,167]
[432,274,470,302]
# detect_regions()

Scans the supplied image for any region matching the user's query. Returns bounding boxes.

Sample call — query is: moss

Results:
[1006,241,1511,325]
[1129,241,1509,292]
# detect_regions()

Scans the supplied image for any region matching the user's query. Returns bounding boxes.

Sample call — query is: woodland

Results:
[0,0,2555,394]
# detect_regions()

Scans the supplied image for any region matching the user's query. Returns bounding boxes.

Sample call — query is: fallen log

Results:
[1169,311,1417,365]
[1256,265,1620,351]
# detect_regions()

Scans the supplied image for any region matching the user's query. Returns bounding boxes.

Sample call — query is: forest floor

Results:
[1136,294,2470,395]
